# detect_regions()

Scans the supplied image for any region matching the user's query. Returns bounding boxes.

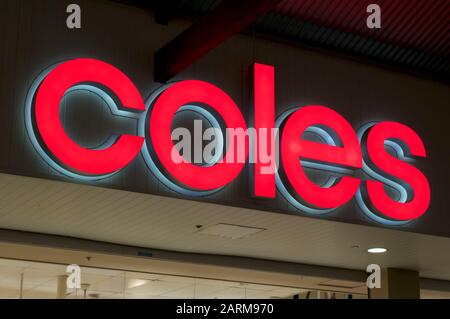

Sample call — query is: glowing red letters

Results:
[29,59,430,223]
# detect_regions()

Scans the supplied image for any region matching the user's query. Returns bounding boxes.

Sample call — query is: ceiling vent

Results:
[196,223,266,239]
[318,279,364,289]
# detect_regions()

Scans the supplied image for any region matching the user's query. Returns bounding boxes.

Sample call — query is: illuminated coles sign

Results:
[26,58,430,225]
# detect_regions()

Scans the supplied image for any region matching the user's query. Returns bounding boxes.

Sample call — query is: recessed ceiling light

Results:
[368,247,387,254]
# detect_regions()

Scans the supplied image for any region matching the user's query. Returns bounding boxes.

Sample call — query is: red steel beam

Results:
[154,0,284,83]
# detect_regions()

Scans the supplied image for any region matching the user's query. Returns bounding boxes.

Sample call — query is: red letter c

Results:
[33,58,144,176]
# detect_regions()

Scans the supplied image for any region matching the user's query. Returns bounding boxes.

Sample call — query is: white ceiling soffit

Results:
[0,173,450,281]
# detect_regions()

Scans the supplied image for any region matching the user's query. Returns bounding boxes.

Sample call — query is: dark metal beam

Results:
[154,0,284,83]
[109,0,153,10]
[107,0,180,25]
[154,0,182,25]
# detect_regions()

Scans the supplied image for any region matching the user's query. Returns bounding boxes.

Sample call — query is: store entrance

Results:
[0,257,365,299]
[0,238,370,300]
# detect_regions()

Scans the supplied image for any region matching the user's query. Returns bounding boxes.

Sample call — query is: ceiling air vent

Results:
[196,223,266,239]
[318,279,364,289]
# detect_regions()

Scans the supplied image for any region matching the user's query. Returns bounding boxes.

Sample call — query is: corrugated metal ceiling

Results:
[171,0,449,82]
[277,0,448,56]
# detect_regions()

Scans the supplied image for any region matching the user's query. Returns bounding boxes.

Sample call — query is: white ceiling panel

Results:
[0,173,449,281]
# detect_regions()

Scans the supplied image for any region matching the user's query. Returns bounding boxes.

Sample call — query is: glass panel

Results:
[0,258,367,299]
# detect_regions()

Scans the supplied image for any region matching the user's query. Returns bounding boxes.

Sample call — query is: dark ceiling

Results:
[111,0,449,83]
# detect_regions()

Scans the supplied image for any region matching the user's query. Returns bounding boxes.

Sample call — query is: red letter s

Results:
[360,121,430,221]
